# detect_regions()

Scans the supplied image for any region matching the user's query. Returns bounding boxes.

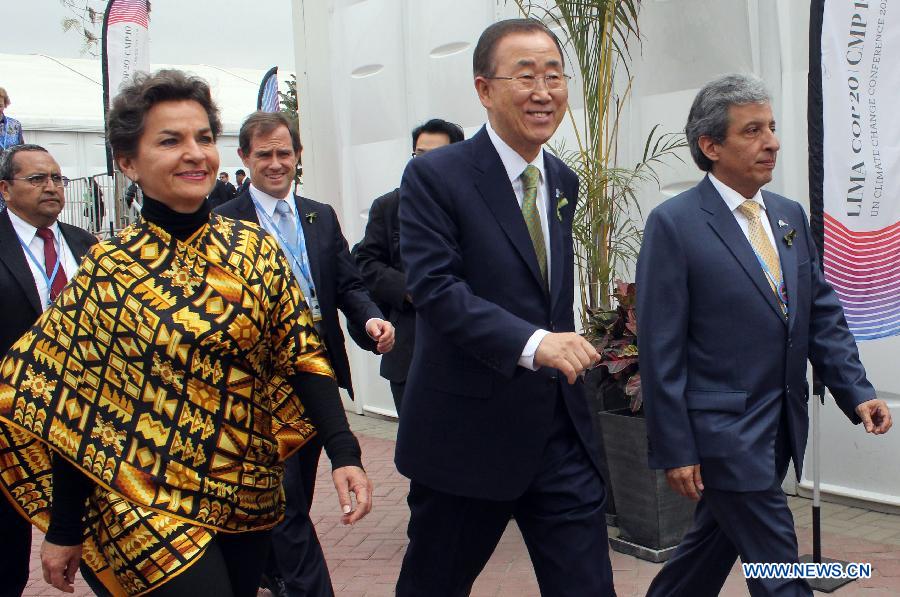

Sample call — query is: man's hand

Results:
[41,540,82,593]
[332,465,374,525]
[533,332,600,384]
[666,465,704,501]
[366,319,395,354]
[856,399,893,435]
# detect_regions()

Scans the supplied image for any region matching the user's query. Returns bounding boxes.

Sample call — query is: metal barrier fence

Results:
[60,173,142,237]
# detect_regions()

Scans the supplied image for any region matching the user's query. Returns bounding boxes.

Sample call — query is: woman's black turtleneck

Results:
[47,196,361,545]
[141,195,211,241]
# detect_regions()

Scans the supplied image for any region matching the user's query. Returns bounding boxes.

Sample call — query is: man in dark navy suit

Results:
[235,168,250,195]
[353,118,464,413]
[395,19,614,596]
[0,144,97,597]
[637,74,892,597]
[216,112,393,597]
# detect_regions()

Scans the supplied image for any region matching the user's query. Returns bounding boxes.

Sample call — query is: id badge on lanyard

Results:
[306,292,323,322]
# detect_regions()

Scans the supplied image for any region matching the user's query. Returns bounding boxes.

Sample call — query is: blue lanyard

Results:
[16,231,63,307]
[250,195,317,297]
[749,246,788,315]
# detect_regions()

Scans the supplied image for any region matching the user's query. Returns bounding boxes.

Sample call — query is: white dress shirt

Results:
[484,123,552,370]
[249,183,297,234]
[708,173,778,250]
[8,210,79,312]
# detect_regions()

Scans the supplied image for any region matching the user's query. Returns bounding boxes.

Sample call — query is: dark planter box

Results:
[597,408,696,562]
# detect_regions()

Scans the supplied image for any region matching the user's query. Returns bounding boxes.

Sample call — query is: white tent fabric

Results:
[0,53,292,178]
[1,52,289,133]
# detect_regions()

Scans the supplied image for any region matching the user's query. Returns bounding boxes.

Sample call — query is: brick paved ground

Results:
[20,412,900,596]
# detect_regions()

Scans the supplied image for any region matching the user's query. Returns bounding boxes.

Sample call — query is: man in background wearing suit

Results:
[235,168,250,195]
[395,19,614,596]
[0,144,97,597]
[216,111,394,597]
[207,171,236,209]
[637,74,892,597]
[353,118,464,413]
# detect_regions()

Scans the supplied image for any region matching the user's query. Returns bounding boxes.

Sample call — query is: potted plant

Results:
[587,281,695,562]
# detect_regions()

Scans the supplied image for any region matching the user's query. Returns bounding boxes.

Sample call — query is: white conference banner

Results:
[102,0,150,173]
[820,0,900,343]
[104,0,150,100]
[806,0,900,507]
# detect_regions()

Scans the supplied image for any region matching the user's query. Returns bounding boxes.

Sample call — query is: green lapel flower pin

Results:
[783,229,796,247]
[306,211,318,224]
[555,189,569,221]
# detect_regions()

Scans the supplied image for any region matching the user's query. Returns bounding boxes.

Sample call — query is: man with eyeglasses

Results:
[394,19,614,596]
[352,118,464,414]
[0,144,96,597]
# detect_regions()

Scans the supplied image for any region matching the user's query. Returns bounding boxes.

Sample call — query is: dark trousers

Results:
[267,437,334,597]
[143,530,271,597]
[389,381,405,414]
[81,529,271,597]
[0,493,31,597]
[647,414,811,597]
[396,399,615,597]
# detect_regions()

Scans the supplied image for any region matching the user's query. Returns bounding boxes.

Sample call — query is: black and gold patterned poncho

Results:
[0,214,333,595]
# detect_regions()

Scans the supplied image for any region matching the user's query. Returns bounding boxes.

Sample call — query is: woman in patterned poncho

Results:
[0,70,372,596]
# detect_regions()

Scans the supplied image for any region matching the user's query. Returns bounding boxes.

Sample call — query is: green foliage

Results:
[513,0,685,319]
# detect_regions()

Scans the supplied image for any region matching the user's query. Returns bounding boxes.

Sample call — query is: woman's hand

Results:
[41,539,82,593]
[332,465,374,525]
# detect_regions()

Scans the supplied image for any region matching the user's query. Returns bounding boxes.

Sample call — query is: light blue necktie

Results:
[273,199,310,298]
[273,199,298,248]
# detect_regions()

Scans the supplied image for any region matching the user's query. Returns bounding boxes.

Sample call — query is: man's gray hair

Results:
[685,74,771,171]
[0,144,49,181]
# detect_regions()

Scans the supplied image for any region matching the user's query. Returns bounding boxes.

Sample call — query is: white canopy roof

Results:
[0,53,291,134]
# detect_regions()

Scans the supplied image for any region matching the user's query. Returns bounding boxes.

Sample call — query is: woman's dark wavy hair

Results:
[107,69,222,160]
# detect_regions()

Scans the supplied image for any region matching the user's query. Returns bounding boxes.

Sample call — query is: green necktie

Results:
[520,165,547,287]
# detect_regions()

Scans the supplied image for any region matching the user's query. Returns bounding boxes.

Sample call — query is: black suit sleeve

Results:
[354,194,408,311]
[323,205,383,351]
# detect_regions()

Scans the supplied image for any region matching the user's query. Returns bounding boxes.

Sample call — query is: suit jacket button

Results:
[550,375,558,382]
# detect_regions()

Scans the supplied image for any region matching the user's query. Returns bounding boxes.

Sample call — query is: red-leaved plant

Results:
[583,280,642,412]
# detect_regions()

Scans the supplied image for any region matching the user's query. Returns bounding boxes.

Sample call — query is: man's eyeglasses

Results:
[485,73,572,92]
[7,173,70,188]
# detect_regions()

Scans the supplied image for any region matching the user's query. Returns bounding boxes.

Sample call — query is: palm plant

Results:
[512,0,684,318]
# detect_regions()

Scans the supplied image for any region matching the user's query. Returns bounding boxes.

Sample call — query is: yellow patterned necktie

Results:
[738,199,786,314]
[520,165,547,287]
